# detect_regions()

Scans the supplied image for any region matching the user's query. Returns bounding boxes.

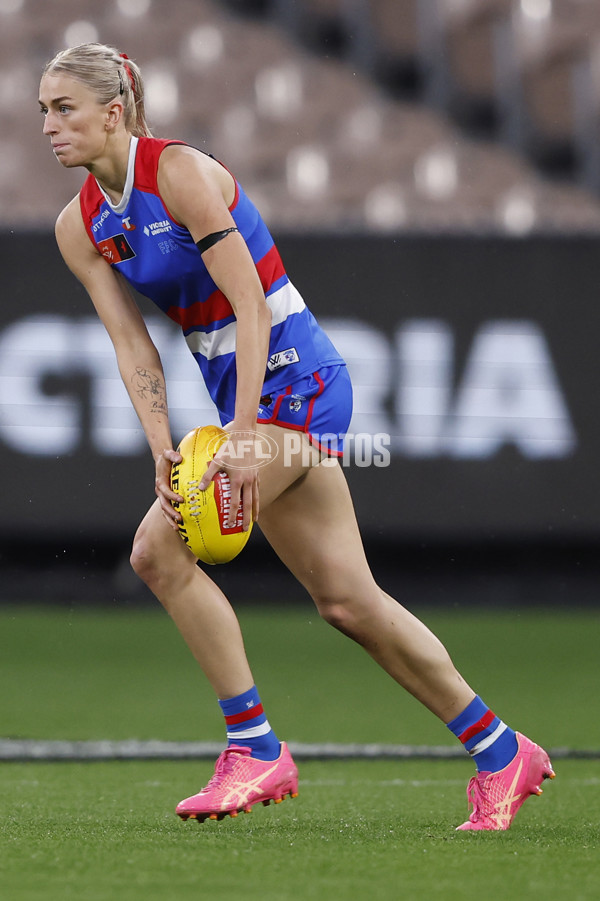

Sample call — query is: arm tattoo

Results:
[131,367,167,416]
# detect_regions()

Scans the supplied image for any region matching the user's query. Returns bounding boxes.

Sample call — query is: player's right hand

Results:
[155,448,184,529]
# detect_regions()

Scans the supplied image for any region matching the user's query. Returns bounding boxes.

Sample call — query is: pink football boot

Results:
[456,732,555,831]
[176,742,299,822]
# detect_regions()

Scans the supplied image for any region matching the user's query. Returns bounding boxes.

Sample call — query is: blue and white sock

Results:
[219,685,281,762]
[447,695,518,772]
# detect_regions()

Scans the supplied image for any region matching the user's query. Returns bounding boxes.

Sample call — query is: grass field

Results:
[1,603,599,900]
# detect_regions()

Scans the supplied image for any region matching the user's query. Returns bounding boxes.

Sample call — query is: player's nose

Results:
[42,112,57,134]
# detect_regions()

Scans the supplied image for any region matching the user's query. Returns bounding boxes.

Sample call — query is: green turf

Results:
[0,758,598,901]
[1,604,599,900]
[1,603,599,747]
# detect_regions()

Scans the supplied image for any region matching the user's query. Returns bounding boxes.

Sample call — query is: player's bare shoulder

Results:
[159,142,223,177]
[55,195,93,258]
[54,193,106,285]
[157,143,235,225]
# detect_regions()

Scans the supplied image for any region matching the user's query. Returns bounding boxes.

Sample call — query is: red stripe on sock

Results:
[458,709,496,744]
[224,703,264,726]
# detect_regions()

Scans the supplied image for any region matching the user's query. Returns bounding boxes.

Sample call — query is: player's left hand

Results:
[199,427,259,530]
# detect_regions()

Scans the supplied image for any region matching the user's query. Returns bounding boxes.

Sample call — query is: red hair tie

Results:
[120,53,135,93]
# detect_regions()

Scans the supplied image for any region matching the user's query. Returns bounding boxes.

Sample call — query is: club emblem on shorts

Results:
[289,395,305,413]
[267,347,300,372]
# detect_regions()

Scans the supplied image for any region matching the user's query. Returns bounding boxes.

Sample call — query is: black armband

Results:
[196,227,239,254]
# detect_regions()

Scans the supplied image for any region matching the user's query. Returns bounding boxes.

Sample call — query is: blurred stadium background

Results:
[2,0,600,609]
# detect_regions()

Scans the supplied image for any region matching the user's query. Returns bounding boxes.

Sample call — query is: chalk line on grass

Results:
[0,739,597,762]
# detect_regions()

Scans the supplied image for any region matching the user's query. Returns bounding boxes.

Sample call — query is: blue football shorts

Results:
[257,365,353,457]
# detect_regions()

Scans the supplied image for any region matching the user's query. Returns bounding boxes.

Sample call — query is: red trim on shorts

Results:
[270,385,292,423]
[304,371,343,457]
[304,371,322,434]
[257,384,290,425]
[308,435,343,457]
[256,371,343,458]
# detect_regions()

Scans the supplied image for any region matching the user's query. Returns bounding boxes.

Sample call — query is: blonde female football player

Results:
[39,43,554,829]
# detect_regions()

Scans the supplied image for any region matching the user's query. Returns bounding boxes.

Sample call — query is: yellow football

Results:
[170,425,253,565]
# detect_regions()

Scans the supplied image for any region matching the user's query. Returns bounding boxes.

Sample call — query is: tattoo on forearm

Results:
[131,367,167,416]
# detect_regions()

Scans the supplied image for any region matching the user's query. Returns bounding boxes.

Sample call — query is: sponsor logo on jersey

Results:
[122,217,136,231]
[143,219,172,237]
[267,347,300,372]
[97,234,136,264]
[92,209,111,233]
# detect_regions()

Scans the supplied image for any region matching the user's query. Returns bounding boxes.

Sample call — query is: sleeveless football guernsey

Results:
[79,136,345,421]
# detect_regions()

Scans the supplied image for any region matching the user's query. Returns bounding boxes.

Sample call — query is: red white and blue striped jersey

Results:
[79,136,344,422]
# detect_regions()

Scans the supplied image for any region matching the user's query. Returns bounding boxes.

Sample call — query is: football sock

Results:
[447,695,519,772]
[218,685,281,762]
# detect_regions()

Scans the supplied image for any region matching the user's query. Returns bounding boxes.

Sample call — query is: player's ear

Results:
[105,100,124,131]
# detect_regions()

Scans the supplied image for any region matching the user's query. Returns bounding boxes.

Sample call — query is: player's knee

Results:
[314,596,360,638]
[129,540,153,586]
[130,527,162,590]
[312,575,383,642]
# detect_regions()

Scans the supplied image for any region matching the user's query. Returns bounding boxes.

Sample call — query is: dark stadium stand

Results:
[5,0,600,232]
